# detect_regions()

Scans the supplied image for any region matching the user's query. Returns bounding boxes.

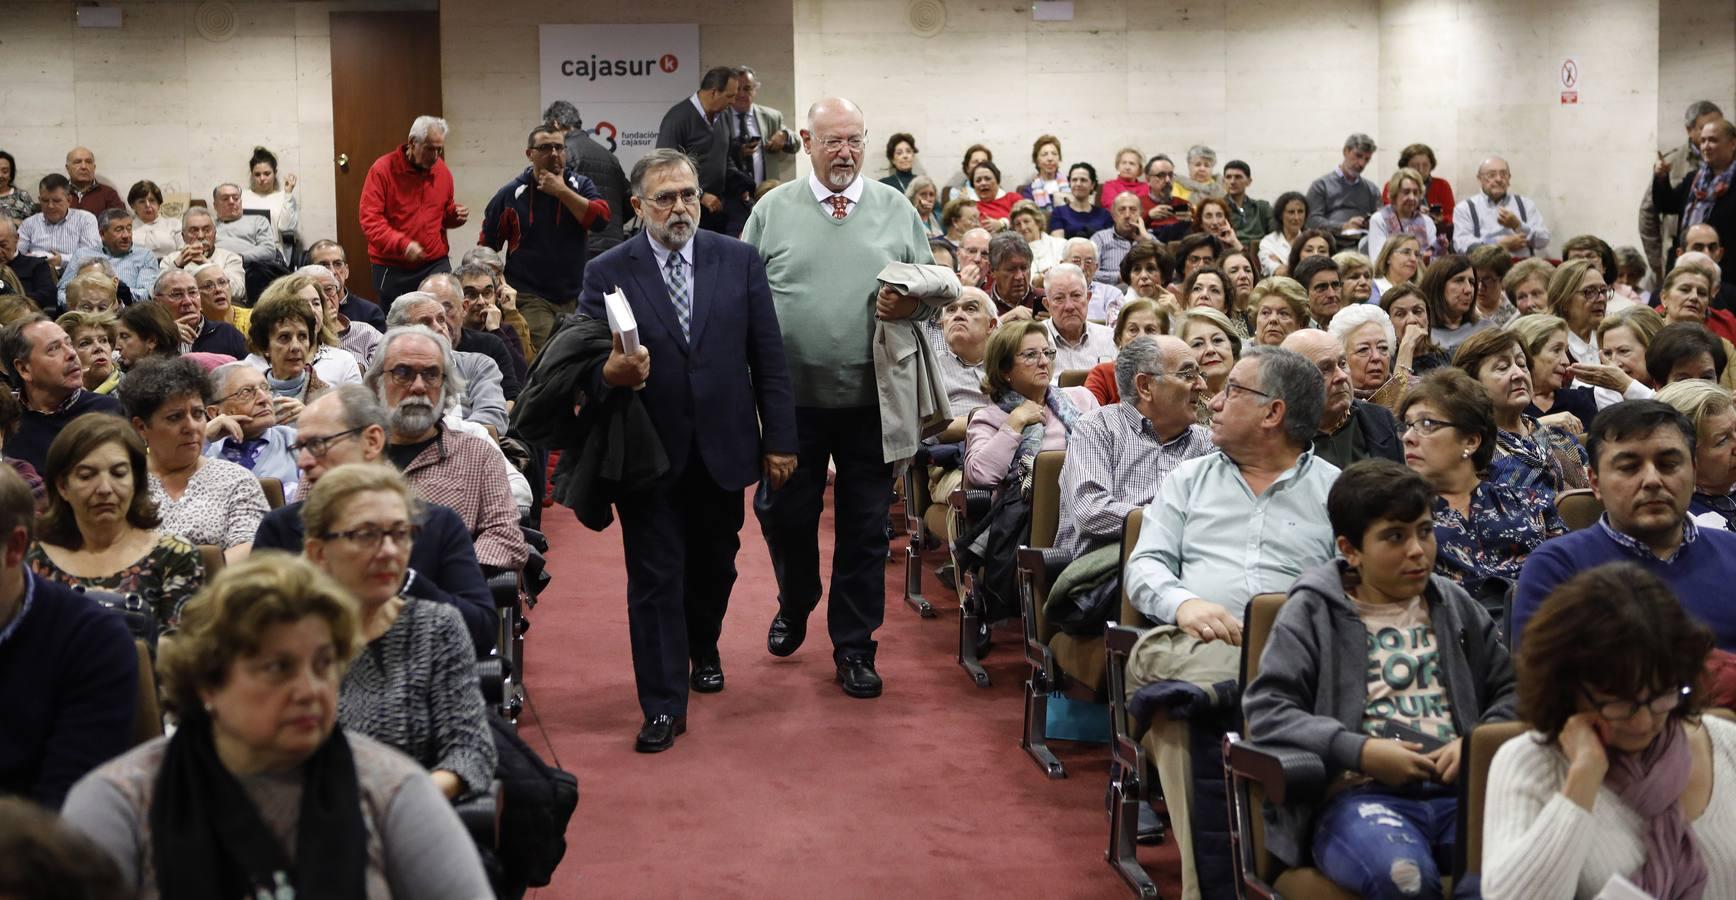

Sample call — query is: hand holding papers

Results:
[601,286,650,389]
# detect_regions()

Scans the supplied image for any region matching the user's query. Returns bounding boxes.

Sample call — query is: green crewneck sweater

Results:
[742,176,932,408]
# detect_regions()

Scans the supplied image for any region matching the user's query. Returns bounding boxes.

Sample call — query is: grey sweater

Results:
[339,599,497,796]
[1241,559,1516,866]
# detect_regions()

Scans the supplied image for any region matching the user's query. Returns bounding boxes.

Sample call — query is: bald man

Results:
[1453,155,1551,258]
[62,148,124,216]
[1280,328,1402,468]
[741,96,934,699]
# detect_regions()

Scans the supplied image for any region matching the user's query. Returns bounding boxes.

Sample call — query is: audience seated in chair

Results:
[985,230,1043,318]
[421,273,522,404]
[1040,263,1116,374]
[18,174,99,272]
[1082,297,1169,405]
[1483,563,1736,899]
[211,183,282,269]
[160,207,247,303]
[386,293,509,436]
[1508,313,1599,433]
[122,357,269,563]
[1281,327,1403,468]
[1242,459,1516,900]
[1656,379,1736,532]
[57,311,120,396]
[203,362,301,498]
[1055,335,1210,558]
[27,414,206,640]
[962,320,1099,492]
[0,464,137,809]
[194,260,249,336]
[1513,400,1736,651]
[0,313,125,474]
[307,238,387,333]
[245,273,364,392]
[305,463,497,800]
[253,385,497,655]
[56,208,159,304]
[1454,328,1590,498]
[152,268,247,359]
[303,262,381,370]
[1647,320,1735,392]
[1399,369,1566,605]
[61,554,494,897]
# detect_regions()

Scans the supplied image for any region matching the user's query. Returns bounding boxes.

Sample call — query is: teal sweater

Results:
[742,177,932,408]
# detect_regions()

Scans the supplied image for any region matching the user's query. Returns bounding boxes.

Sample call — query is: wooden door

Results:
[329,12,442,299]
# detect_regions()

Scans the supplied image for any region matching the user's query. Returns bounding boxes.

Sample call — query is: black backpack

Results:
[489,715,579,890]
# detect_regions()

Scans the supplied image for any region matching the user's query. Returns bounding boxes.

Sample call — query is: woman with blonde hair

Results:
[1248,276,1309,347]
[1368,167,1438,264]
[1658,379,1736,531]
[1508,313,1598,434]
[64,268,120,314]
[1503,258,1555,316]
[1179,306,1242,422]
[1334,250,1376,304]
[1373,232,1424,297]
[57,310,120,394]
[1544,258,1611,365]
[1083,298,1169,406]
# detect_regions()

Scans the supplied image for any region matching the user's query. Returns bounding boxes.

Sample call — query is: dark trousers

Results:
[754,405,892,662]
[617,452,744,718]
[371,257,451,311]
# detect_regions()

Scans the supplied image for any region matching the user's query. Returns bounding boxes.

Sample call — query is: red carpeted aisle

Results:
[515,493,1184,898]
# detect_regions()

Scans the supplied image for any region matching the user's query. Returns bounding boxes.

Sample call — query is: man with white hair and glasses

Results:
[359,115,469,307]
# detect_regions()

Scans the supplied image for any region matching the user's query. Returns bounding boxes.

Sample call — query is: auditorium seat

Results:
[1104,620,1158,897]
[197,544,225,579]
[1454,720,1527,885]
[1011,450,1078,777]
[1058,369,1090,388]
[258,476,286,510]
[1555,488,1602,530]
[130,639,162,747]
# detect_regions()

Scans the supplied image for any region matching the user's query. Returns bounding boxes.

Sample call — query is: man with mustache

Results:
[578,147,796,751]
[741,96,933,700]
[366,325,527,575]
[0,316,124,473]
[1281,328,1402,469]
[1513,400,1736,651]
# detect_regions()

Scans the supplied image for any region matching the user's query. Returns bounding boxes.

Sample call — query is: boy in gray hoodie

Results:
[1242,459,1516,900]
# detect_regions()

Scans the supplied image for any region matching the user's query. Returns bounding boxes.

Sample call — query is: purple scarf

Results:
[1686,159,1735,229]
[1602,720,1708,900]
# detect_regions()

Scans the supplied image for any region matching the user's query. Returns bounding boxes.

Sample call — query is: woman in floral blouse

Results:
[1454,328,1590,498]
[26,414,204,640]
[1397,369,1566,604]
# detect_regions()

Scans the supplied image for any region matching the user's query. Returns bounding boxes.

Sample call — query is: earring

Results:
[1461,448,1471,459]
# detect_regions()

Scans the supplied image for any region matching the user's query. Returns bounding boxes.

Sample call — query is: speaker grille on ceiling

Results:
[194,1,238,42]
[907,0,946,37]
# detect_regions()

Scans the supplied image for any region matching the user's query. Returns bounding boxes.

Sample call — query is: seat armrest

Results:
[487,572,520,610]
[1226,739,1327,807]
[476,656,504,704]
[1014,546,1076,593]
[453,779,503,849]
[521,527,549,554]
[948,488,992,521]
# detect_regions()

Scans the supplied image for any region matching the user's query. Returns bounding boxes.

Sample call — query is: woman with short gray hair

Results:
[1173,144,1222,204]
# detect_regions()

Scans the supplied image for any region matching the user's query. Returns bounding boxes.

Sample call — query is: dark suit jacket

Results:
[6,255,57,310]
[576,229,796,490]
[1352,400,1403,463]
[254,498,496,655]
[565,131,630,257]
[192,318,248,358]
[1654,170,1736,284]
[655,98,729,196]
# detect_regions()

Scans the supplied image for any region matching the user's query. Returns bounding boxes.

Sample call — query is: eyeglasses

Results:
[461,286,497,301]
[319,523,420,550]
[386,365,445,387]
[1163,366,1204,383]
[819,137,866,152]
[1220,380,1273,402]
[1399,417,1463,437]
[1577,285,1614,303]
[289,426,364,458]
[158,288,198,301]
[645,188,701,210]
[1015,348,1059,365]
[531,143,567,154]
[1309,280,1343,294]
[215,383,267,405]
[1580,685,1689,722]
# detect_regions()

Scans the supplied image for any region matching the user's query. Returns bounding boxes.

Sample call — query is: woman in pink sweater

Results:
[963,320,1098,490]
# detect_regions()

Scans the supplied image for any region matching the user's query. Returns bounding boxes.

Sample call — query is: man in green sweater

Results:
[742,96,933,699]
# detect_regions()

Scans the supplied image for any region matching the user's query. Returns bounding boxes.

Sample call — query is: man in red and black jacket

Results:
[358,115,468,309]
[478,123,610,351]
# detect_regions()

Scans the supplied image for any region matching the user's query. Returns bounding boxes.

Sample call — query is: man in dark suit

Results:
[577,147,797,753]
[654,66,739,234]
[1655,117,1736,288]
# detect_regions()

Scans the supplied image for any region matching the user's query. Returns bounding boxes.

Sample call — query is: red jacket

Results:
[358,144,460,268]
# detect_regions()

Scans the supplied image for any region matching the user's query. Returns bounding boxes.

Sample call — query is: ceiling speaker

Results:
[907,0,946,37]
[194,1,239,42]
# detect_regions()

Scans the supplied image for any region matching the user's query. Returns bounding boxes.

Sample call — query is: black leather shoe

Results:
[690,657,724,694]
[835,656,883,699]
[634,714,686,753]
[767,612,807,658]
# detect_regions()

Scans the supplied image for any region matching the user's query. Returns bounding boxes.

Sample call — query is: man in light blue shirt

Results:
[18,175,99,270]
[1452,156,1551,258]
[56,209,159,305]
[202,362,301,500]
[1126,345,1340,648]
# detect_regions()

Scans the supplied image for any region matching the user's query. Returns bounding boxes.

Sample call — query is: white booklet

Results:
[1595,873,1654,900]
[603,286,640,356]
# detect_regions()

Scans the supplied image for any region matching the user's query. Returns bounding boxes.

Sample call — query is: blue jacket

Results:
[0,573,138,808]
[253,498,496,655]
[479,165,608,303]
[576,230,797,489]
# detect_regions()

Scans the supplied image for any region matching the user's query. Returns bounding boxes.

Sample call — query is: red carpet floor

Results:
[517,493,1183,898]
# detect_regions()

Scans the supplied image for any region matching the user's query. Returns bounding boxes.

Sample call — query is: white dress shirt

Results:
[808,172,864,219]
[1045,318,1118,377]
[1452,192,1551,258]
[19,210,100,260]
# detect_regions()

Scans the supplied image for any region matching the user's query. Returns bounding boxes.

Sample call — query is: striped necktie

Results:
[664,252,691,340]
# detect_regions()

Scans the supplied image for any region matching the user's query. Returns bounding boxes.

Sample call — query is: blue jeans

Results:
[1311,785,1456,900]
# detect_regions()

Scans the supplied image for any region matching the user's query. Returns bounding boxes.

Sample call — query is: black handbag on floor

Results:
[489,714,579,890]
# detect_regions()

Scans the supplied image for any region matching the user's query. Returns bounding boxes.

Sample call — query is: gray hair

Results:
[903,175,937,203]
[295,263,339,286]
[366,325,465,415]
[212,182,241,199]
[460,246,504,274]
[192,261,227,280]
[1343,133,1377,154]
[1045,262,1087,291]
[97,207,132,231]
[1114,335,1166,400]
[987,231,1033,268]
[409,115,449,143]
[1186,144,1216,166]
[1063,237,1097,259]
[1685,100,1724,128]
[326,383,390,434]
[386,291,441,327]
[151,267,194,297]
[1245,345,1325,448]
[207,361,256,398]
[1325,303,1396,350]
[629,148,699,199]
[180,207,214,229]
[453,262,496,289]
[543,100,581,131]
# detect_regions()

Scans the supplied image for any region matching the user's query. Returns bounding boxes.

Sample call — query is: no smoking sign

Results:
[1560,57,1579,105]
